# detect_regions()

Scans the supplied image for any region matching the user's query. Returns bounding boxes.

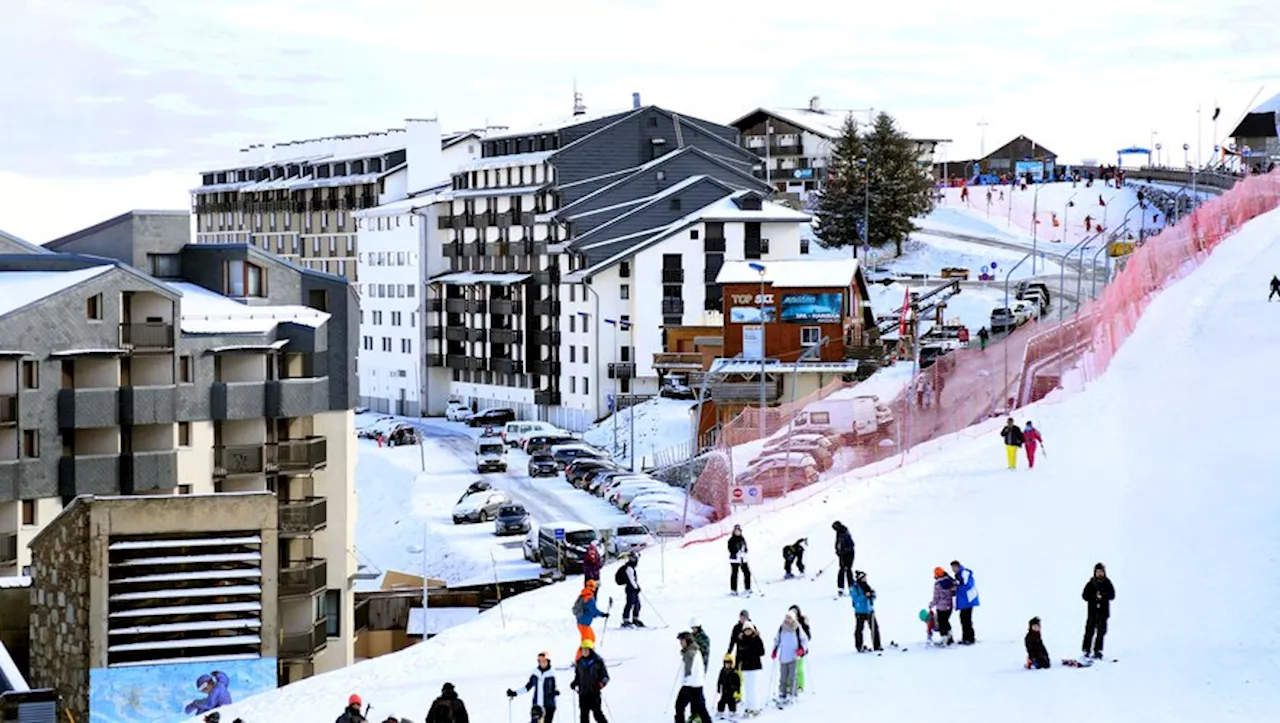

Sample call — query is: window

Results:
[570,376,576,393]
[410,313,416,328]
[362,335,373,350]
[401,339,412,353]
[620,284,630,300]
[178,422,191,446]
[372,311,382,325]
[583,346,589,363]
[308,289,329,312]
[226,260,266,297]
[329,237,337,254]
[583,377,589,395]
[21,500,35,526]
[179,355,193,383]
[569,316,576,333]
[570,285,576,302]
[570,346,576,363]
[382,337,392,352]
[801,326,822,346]
[324,589,341,638]
[22,430,38,458]
[178,484,192,495]
[22,360,38,389]
[620,345,631,363]
[337,260,346,276]
[690,229,699,240]
[397,252,406,265]
[619,261,630,278]
[148,253,182,277]
[800,237,811,255]
[313,237,321,253]
[407,285,415,298]
[86,294,103,320]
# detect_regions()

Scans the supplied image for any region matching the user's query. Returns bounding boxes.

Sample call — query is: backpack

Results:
[572,594,586,619]
[614,566,628,586]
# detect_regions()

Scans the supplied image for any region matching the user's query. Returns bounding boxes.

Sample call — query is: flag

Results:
[898,288,911,336]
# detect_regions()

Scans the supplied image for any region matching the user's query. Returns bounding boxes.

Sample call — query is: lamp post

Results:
[748,262,768,436]
[784,337,829,498]
[1059,233,1095,323]
[583,281,601,428]
[604,318,620,458]
[1031,183,1044,273]
[1149,130,1157,167]
[408,526,429,636]
[621,319,634,470]
[765,123,774,188]
[1003,251,1034,406]
[1090,242,1110,299]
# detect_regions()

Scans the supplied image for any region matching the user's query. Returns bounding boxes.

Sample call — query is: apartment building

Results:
[190,120,487,281]
[4,211,359,685]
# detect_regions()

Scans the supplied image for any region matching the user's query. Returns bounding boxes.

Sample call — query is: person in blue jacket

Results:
[184,671,232,715]
[849,571,881,652]
[951,560,980,645]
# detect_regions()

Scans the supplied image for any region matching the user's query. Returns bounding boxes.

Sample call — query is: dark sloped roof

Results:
[1231,111,1278,139]
[0,228,50,254]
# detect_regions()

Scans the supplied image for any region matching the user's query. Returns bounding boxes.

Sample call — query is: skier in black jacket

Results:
[726,609,751,655]
[781,538,807,578]
[570,640,609,723]
[425,683,468,723]
[1082,562,1116,658]
[337,694,367,723]
[832,521,855,595]
[1270,275,1280,301]
[1024,617,1051,669]
[1001,418,1024,470]
[727,525,752,595]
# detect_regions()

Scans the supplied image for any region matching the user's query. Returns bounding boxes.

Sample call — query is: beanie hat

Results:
[934,567,946,578]
[689,617,701,628]
[1028,617,1041,627]
[442,683,455,695]
[1094,562,1106,572]
[580,639,594,649]
[349,694,363,706]
[724,653,735,663]
[855,570,866,580]
[739,609,750,618]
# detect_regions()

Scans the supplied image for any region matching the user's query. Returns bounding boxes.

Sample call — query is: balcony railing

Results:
[445,327,468,342]
[266,377,329,419]
[121,450,178,494]
[466,328,487,343]
[0,532,17,566]
[58,454,120,495]
[661,297,685,316]
[279,496,327,537]
[531,360,561,377]
[532,268,560,285]
[444,298,468,314]
[119,322,174,349]
[661,268,685,283]
[491,358,524,375]
[426,298,443,312]
[607,362,636,380]
[0,394,15,425]
[213,444,265,477]
[652,352,704,371]
[490,299,522,316]
[119,385,178,425]
[533,390,561,406]
[466,299,488,314]
[708,378,783,403]
[489,328,522,345]
[279,558,327,599]
[280,617,329,660]
[426,326,443,340]
[704,237,727,253]
[531,299,560,316]
[58,388,121,429]
[532,329,561,346]
[445,355,470,371]
[277,437,327,472]
[211,381,267,420]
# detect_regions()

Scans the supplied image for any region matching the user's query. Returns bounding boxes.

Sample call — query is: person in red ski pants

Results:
[1023,422,1044,468]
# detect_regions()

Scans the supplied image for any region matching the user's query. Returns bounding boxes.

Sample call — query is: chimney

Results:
[809,96,821,112]
[573,90,586,116]
[632,92,641,110]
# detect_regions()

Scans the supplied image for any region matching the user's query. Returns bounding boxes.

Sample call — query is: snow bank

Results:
[582,396,697,468]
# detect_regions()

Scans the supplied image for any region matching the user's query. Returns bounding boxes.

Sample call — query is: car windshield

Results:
[479,444,504,455]
[616,525,648,537]
[499,506,525,516]
[533,453,554,461]
[564,530,596,545]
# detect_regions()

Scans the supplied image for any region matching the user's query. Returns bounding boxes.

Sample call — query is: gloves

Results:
[771,649,778,660]
[570,683,578,692]
[797,648,806,657]
[598,681,606,690]
[506,690,517,698]
[601,613,610,618]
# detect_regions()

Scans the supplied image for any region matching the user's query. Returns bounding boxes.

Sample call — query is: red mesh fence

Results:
[682,169,1280,547]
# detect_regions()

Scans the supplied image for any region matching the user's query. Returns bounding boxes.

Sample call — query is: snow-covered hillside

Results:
[204,206,1280,722]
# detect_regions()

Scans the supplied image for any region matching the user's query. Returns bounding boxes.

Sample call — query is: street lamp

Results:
[1003,251,1034,406]
[603,317,632,463]
[748,262,768,435]
[407,527,429,636]
[1031,183,1044,273]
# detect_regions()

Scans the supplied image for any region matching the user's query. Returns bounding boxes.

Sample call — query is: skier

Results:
[337,694,367,723]
[978,326,989,350]
[689,618,712,672]
[1022,421,1044,468]
[1024,617,1051,669]
[781,538,807,578]
[1081,563,1116,659]
[674,632,711,723]
[572,580,609,660]
[786,605,811,692]
[425,683,469,723]
[507,652,558,723]
[1000,417,1024,470]
[569,640,609,723]
[582,542,602,585]
[770,612,808,706]
[726,609,751,655]
[1270,275,1280,301]
[850,570,881,652]
[616,552,643,628]
[716,654,741,720]
[951,560,980,645]
[832,521,855,596]
[930,567,956,645]
[735,623,766,717]
[728,525,752,596]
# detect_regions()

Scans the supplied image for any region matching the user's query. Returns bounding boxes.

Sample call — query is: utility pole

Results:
[978,120,990,158]
[749,263,768,436]
[605,318,619,457]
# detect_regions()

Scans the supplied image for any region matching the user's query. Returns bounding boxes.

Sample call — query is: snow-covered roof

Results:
[0,350,33,357]
[1252,93,1280,114]
[355,189,449,218]
[445,184,546,200]
[430,272,531,286]
[0,266,113,319]
[717,258,859,287]
[458,150,556,172]
[49,348,128,357]
[697,194,813,223]
[484,108,633,139]
[712,358,863,374]
[208,340,291,354]
[406,607,481,636]
[732,107,857,140]
[168,281,329,334]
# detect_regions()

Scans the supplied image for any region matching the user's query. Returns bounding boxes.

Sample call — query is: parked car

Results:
[598,474,655,499]
[609,481,672,508]
[761,439,833,470]
[493,504,531,536]
[602,523,654,557]
[475,437,508,473]
[357,416,398,439]
[990,307,1016,334]
[940,266,970,280]
[503,421,565,448]
[864,265,894,284]
[660,379,696,400]
[526,434,579,456]
[566,459,620,487]
[527,452,559,478]
[522,527,540,561]
[452,490,512,524]
[457,480,492,503]
[551,443,610,469]
[629,492,716,521]
[446,400,474,422]
[468,407,516,428]
[536,522,597,571]
[1012,299,1039,324]
[588,468,636,495]
[630,506,709,536]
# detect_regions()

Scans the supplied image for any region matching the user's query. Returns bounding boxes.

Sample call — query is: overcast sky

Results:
[1,0,1276,241]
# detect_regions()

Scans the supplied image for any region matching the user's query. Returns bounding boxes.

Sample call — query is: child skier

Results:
[930,567,956,645]
[771,612,808,706]
[850,571,882,652]
[716,654,740,720]
[781,538,807,578]
[1024,617,1051,669]
[728,525,752,596]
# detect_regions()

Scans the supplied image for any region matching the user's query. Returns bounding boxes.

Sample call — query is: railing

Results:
[279,558,327,598]
[445,355,470,370]
[466,299,488,314]
[704,237,726,253]
[279,496,327,536]
[212,444,265,476]
[531,360,561,376]
[466,328,487,343]
[426,298,443,312]
[607,362,636,380]
[280,617,328,659]
[426,354,444,367]
[0,394,15,425]
[445,327,468,342]
[119,323,174,349]
[531,299,560,316]
[661,297,685,315]
[662,268,685,283]
[652,352,703,370]
[443,241,462,258]
[277,437,327,471]
[444,298,468,314]
[489,328,522,344]
[532,329,561,346]
[490,299,523,316]
[534,390,561,406]
[0,532,16,566]
[426,326,443,340]
[491,358,524,375]
[708,379,783,402]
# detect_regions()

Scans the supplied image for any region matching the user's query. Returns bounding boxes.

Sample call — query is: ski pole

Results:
[811,557,838,579]
[598,597,615,647]
[507,698,513,723]
[639,590,668,627]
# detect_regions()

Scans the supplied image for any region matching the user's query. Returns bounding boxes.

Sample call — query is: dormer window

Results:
[226,259,267,297]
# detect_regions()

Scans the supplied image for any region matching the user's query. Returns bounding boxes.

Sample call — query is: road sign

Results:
[990,261,998,269]
[731,485,763,505]
[981,265,989,273]
[554,528,566,542]
[862,244,871,256]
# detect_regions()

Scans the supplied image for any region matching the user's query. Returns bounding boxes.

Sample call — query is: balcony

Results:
[280,618,329,661]
[607,362,636,380]
[466,299,488,314]
[444,298,468,314]
[532,329,561,346]
[0,459,36,499]
[277,437,328,472]
[279,496,327,537]
[704,237,726,253]
[707,378,783,403]
[211,381,267,420]
[490,299,522,316]
[58,388,120,429]
[445,327,468,342]
[119,385,178,425]
[489,328,522,345]
[426,298,443,313]
[662,268,685,283]
[491,358,524,375]
[531,360,561,377]
[0,532,15,567]
[0,394,14,426]
[267,377,329,418]
[426,354,444,367]
[443,242,462,258]
[531,299,560,316]
[652,352,704,371]
[464,241,483,257]
[121,450,178,494]
[426,326,443,340]
[280,558,328,599]
[119,322,175,350]
[58,454,121,495]
[661,297,685,316]
[213,444,265,477]
[532,268,560,285]
[522,240,548,256]
[445,355,470,371]
[533,390,561,406]
[466,328,487,343]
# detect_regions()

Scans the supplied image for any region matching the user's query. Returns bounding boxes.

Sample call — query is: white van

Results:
[476,436,509,473]
[790,396,886,442]
[503,421,566,449]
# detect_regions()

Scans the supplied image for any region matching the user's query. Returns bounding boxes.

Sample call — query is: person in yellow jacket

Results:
[1000,418,1024,470]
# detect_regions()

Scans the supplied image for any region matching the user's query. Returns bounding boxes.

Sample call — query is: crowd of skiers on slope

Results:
[1000,417,1045,469]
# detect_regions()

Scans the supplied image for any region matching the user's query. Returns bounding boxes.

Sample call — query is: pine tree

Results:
[863,112,935,256]
[815,115,868,252]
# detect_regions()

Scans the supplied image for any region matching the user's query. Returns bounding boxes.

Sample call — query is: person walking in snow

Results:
[572,580,609,660]
[1270,275,1280,301]
[832,521,856,596]
[425,683,469,723]
[1024,617,1051,669]
[1022,421,1044,468]
[727,609,751,655]
[728,525,752,596]
[771,612,808,705]
[569,640,609,723]
[787,605,812,692]
[1081,563,1116,659]
[337,695,367,723]
[930,567,957,645]
[508,652,558,723]
[781,538,807,578]
[951,560,980,645]
[582,542,602,585]
[978,326,989,351]
[1000,418,1024,470]
[716,654,741,719]
[689,618,711,672]
[617,552,643,628]
[674,632,711,723]
[734,623,766,716]
[850,571,882,652]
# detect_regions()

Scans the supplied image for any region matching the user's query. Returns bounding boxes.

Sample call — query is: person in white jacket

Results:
[674,631,711,723]
[506,652,558,723]
[771,611,809,704]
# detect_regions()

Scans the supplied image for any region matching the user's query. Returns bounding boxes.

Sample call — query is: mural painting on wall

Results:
[89,657,276,723]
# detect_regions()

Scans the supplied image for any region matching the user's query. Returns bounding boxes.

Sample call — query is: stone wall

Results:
[27,501,90,723]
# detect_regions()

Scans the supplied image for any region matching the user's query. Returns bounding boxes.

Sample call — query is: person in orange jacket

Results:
[572,580,609,660]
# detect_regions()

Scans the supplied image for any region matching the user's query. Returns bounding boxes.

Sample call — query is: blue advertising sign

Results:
[555,528,566,541]
[791,168,815,179]
[779,292,843,323]
[90,657,277,723]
